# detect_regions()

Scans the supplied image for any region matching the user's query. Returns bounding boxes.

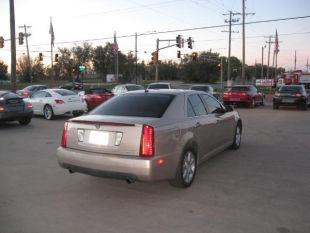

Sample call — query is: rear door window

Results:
[91,93,175,118]
[53,90,76,96]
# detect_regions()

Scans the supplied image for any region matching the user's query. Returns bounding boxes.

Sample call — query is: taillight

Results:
[275,92,280,97]
[23,91,29,97]
[26,102,32,109]
[0,105,5,112]
[295,93,302,97]
[55,99,65,104]
[140,125,154,157]
[61,122,68,148]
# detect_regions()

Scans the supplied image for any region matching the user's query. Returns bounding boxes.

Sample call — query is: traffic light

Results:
[192,52,198,61]
[55,53,59,62]
[177,50,181,59]
[151,51,158,64]
[39,53,43,61]
[176,35,182,48]
[0,36,4,48]
[216,63,221,71]
[18,32,24,45]
[188,37,193,49]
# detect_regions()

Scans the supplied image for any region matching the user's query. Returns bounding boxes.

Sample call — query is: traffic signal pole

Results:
[19,25,32,83]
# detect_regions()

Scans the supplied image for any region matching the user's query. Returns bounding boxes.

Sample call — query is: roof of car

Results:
[148,82,171,85]
[125,89,205,95]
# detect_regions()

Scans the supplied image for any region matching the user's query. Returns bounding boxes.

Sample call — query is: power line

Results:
[15,15,310,48]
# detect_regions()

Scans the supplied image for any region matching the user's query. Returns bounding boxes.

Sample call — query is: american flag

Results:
[274,29,279,54]
[49,18,55,47]
[112,31,118,55]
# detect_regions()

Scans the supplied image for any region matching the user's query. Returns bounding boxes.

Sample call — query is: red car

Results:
[83,88,114,110]
[223,85,264,108]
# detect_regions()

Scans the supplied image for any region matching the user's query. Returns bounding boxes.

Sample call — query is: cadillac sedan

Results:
[57,90,242,188]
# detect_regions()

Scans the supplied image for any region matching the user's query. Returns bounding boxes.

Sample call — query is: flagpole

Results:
[50,17,53,69]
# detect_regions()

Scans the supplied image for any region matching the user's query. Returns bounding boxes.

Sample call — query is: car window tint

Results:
[188,95,207,116]
[148,84,169,89]
[54,89,76,96]
[91,93,175,118]
[126,85,144,91]
[201,94,222,114]
[279,86,303,93]
[24,86,35,91]
[187,99,196,117]
[231,86,250,92]
[32,91,47,98]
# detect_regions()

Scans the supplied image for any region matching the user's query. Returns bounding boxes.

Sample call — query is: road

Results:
[1,106,310,233]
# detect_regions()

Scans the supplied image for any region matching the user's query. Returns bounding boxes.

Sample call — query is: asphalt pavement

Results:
[0,106,310,233]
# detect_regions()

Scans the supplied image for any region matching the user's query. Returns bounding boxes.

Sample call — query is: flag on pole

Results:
[112,31,118,55]
[274,29,279,54]
[49,17,55,47]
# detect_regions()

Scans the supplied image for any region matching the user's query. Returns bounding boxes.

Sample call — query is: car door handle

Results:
[195,122,201,128]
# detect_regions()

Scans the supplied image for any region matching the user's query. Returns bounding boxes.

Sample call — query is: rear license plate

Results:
[88,131,109,146]
[282,98,294,103]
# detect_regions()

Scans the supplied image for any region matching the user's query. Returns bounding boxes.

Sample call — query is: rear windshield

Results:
[54,90,76,96]
[24,86,36,91]
[126,85,144,91]
[91,93,175,118]
[231,86,250,92]
[191,86,212,92]
[148,84,170,89]
[279,86,302,93]
[88,88,110,94]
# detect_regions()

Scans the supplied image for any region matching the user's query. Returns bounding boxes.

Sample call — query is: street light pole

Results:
[135,32,137,84]
[9,0,16,92]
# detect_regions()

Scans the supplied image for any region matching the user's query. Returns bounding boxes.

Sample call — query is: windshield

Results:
[231,86,250,92]
[148,84,170,89]
[279,86,302,93]
[126,85,144,91]
[91,93,175,118]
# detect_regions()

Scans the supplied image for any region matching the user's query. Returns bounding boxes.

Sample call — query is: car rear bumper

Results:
[53,103,88,115]
[57,147,176,182]
[223,97,251,104]
[273,97,306,106]
[0,110,33,121]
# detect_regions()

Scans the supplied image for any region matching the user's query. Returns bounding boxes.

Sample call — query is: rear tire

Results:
[43,105,54,120]
[300,102,307,111]
[230,123,242,150]
[273,104,279,109]
[260,98,264,106]
[19,117,31,125]
[249,98,255,108]
[170,149,197,188]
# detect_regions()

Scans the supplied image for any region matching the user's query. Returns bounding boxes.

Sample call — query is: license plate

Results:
[282,98,294,103]
[88,131,109,146]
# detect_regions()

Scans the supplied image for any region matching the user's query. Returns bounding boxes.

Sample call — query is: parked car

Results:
[0,91,33,125]
[223,85,264,108]
[111,84,144,96]
[273,85,309,110]
[57,90,242,188]
[83,88,114,110]
[147,82,172,90]
[25,89,87,120]
[17,85,47,98]
[59,82,83,91]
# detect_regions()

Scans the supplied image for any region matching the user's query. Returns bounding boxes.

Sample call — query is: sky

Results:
[1,0,310,72]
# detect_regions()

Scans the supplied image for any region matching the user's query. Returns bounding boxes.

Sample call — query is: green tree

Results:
[0,60,8,80]
[17,56,45,82]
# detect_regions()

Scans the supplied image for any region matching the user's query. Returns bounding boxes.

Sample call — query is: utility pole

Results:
[223,11,239,87]
[305,58,310,73]
[266,36,274,79]
[9,0,16,92]
[294,50,297,70]
[241,0,255,84]
[19,25,32,83]
[155,38,159,82]
[261,47,264,79]
[135,32,138,84]
[220,57,223,89]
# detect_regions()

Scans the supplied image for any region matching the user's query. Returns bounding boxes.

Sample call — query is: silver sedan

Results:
[57,90,242,188]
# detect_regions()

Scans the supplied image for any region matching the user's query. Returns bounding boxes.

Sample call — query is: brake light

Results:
[275,92,281,97]
[23,91,30,97]
[26,102,32,109]
[295,93,302,97]
[0,105,5,112]
[140,125,154,157]
[55,99,65,104]
[61,122,68,148]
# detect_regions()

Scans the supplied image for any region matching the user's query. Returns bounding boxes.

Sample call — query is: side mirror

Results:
[224,105,234,112]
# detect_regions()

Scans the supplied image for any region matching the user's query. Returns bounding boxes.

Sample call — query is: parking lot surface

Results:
[1,106,310,233]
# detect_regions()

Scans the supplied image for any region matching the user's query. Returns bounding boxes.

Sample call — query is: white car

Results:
[25,89,87,120]
[147,82,172,90]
